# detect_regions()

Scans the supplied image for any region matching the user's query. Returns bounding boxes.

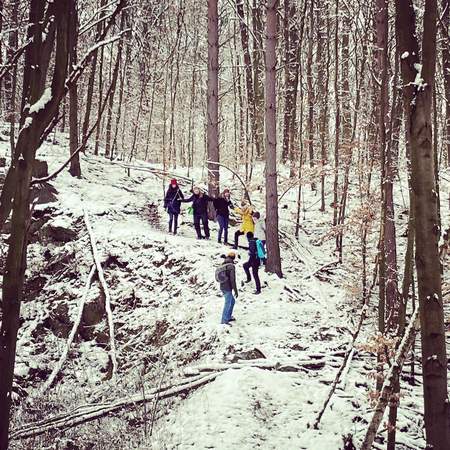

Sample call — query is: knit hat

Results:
[170,178,177,185]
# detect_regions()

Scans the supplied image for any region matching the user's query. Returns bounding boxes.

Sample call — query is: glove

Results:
[234,291,239,299]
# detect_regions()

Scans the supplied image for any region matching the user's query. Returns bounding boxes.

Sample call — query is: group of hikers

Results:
[163,178,267,325]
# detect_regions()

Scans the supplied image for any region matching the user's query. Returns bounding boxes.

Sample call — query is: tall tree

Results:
[442,0,450,164]
[3,0,19,157]
[395,1,450,448]
[0,2,71,447]
[69,2,81,177]
[265,0,282,277]
[207,0,219,197]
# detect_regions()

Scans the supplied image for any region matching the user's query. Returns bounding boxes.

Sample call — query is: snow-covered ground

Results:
[1,131,446,450]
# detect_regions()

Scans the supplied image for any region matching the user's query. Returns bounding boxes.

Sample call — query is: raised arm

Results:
[180,195,194,203]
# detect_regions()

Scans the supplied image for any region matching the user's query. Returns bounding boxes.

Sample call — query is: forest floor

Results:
[1,130,448,450]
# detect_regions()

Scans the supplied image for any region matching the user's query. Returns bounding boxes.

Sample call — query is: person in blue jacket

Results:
[182,186,213,239]
[164,179,184,234]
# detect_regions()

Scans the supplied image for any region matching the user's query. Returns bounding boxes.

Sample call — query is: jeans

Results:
[221,290,235,324]
[217,215,229,243]
[234,230,245,248]
[243,259,261,292]
[194,212,210,238]
[168,212,179,234]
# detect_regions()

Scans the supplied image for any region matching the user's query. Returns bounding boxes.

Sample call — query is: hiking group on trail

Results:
[163,179,267,325]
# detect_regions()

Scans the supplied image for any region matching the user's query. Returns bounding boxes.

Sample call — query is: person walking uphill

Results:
[164,179,184,234]
[213,189,234,244]
[215,251,238,325]
[234,201,254,249]
[243,232,261,294]
[182,186,213,239]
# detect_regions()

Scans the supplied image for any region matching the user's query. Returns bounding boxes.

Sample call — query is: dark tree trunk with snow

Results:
[395,1,450,447]
[3,0,19,157]
[69,3,81,177]
[265,0,282,277]
[207,0,219,197]
[0,2,71,447]
[442,0,450,165]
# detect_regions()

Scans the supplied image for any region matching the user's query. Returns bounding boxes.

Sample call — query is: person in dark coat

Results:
[164,179,184,234]
[182,186,213,239]
[213,188,234,244]
[243,231,261,294]
[215,251,239,325]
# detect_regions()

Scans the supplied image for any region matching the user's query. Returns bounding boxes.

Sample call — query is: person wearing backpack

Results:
[243,231,261,294]
[215,251,239,325]
[164,179,184,234]
[213,188,234,244]
[253,211,267,265]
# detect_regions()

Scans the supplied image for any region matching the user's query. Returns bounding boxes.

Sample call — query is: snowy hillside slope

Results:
[0,134,441,450]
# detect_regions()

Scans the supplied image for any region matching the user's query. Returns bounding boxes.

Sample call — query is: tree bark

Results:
[442,0,450,165]
[265,0,282,277]
[236,0,261,162]
[82,0,107,145]
[4,0,19,157]
[207,0,220,196]
[395,1,450,447]
[69,3,81,177]
[0,2,71,447]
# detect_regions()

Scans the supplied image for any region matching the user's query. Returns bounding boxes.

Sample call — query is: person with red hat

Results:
[164,178,184,234]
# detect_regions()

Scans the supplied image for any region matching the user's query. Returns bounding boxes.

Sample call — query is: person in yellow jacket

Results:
[233,201,254,249]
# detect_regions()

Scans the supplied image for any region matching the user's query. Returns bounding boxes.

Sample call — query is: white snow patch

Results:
[29,87,52,114]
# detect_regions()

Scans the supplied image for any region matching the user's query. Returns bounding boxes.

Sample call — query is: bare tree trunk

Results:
[332,0,340,228]
[318,2,329,212]
[4,0,19,157]
[207,0,220,196]
[236,0,261,162]
[395,1,450,447]
[442,0,450,165]
[69,4,81,177]
[306,0,315,189]
[82,0,106,145]
[105,38,122,158]
[0,2,71,447]
[252,0,264,160]
[94,45,105,156]
[265,0,282,277]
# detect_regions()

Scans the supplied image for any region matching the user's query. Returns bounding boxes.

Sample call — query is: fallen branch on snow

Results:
[360,306,420,450]
[84,210,118,376]
[10,373,218,440]
[311,257,380,429]
[39,264,97,395]
[184,358,332,377]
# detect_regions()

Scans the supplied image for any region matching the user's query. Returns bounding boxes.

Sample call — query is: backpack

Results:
[256,239,267,260]
[215,264,229,283]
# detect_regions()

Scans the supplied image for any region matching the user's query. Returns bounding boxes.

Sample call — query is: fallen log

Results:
[39,264,97,394]
[84,210,117,376]
[183,358,331,377]
[10,372,218,440]
[311,258,380,429]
